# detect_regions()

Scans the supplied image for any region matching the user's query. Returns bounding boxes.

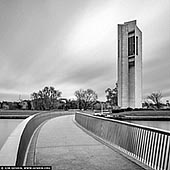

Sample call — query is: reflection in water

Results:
[129,121,170,132]
[0,119,23,150]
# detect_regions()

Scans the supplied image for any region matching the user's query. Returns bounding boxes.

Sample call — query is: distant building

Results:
[20,100,32,110]
[118,20,142,108]
[20,100,28,110]
[165,100,170,109]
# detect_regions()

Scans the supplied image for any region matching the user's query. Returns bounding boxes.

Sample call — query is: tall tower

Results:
[118,20,142,108]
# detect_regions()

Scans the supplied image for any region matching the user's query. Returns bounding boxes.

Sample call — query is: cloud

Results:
[0,0,169,102]
[143,40,170,94]
[58,58,113,84]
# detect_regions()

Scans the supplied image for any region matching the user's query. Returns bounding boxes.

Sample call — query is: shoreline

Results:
[0,110,39,119]
[1,109,170,121]
[0,115,29,119]
[112,116,170,121]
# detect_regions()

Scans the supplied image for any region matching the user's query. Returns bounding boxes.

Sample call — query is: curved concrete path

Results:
[27,115,144,170]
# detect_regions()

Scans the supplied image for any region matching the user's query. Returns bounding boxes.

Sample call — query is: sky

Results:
[0,0,170,102]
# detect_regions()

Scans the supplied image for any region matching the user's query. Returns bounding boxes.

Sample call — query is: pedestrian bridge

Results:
[0,111,170,170]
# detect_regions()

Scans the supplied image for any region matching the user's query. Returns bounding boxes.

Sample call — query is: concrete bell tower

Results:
[118,20,142,108]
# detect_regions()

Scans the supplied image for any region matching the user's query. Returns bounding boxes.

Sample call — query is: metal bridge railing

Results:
[75,112,170,170]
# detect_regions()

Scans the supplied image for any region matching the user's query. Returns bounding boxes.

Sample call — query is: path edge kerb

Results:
[0,111,74,166]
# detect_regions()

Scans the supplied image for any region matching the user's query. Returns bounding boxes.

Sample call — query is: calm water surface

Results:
[0,119,23,150]
[129,121,170,132]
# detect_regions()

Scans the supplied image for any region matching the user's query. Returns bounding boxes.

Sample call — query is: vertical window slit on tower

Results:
[136,36,138,55]
[128,31,135,56]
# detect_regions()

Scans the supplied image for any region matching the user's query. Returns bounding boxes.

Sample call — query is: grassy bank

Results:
[108,110,170,120]
[113,110,170,116]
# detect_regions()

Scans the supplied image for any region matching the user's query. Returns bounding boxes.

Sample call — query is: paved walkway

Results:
[28,115,144,170]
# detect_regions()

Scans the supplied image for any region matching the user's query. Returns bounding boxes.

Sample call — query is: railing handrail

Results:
[76,112,170,135]
[75,112,170,170]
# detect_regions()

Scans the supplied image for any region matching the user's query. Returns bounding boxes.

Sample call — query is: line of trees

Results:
[74,89,98,110]
[105,83,118,108]
[1,84,169,111]
[30,86,99,110]
[31,86,62,110]
[144,92,167,109]
[105,83,170,110]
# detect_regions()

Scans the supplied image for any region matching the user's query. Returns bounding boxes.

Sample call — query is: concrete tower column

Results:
[117,20,142,108]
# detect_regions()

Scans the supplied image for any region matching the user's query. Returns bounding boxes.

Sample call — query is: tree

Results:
[74,89,98,110]
[67,99,78,109]
[75,89,85,110]
[31,86,62,110]
[38,90,45,110]
[147,92,163,109]
[31,92,40,110]
[49,86,62,109]
[105,83,118,107]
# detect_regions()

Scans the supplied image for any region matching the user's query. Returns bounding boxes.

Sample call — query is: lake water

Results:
[129,121,170,132]
[0,119,23,150]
